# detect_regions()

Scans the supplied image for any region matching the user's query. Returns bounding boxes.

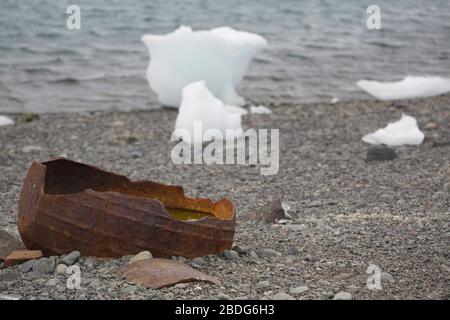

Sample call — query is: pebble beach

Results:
[0,95,449,300]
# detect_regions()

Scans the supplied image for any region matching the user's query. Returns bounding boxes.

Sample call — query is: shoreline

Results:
[0,96,393,116]
[1,95,449,300]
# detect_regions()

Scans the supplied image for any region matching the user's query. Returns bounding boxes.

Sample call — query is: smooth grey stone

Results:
[18,259,37,273]
[33,257,56,274]
[222,250,240,260]
[333,292,352,300]
[61,251,80,266]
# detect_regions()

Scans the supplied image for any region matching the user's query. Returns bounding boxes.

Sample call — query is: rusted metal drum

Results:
[18,158,236,258]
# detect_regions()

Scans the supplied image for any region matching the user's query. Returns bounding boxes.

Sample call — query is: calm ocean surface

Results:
[1,0,449,112]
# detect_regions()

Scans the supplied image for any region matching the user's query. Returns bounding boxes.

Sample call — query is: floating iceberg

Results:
[357,76,450,100]
[250,105,272,114]
[173,81,242,144]
[362,114,424,146]
[142,26,268,108]
[0,115,14,127]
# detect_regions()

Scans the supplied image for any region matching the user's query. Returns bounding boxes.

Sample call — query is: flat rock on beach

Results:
[0,95,449,300]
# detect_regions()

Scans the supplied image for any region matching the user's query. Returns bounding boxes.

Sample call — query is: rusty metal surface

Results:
[18,158,236,258]
[122,258,221,289]
[4,250,43,267]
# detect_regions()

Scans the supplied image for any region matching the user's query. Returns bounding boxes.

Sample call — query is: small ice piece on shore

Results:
[142,26,268,108]
[357,76,450,100]
[0,115,14,126]
[250,105,272,114]
[173,81,242,144]
[331,97,339,104]
[224,105,248,115]
[362,114,424,146]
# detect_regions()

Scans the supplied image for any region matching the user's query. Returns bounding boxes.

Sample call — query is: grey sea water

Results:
[1,0,449,113]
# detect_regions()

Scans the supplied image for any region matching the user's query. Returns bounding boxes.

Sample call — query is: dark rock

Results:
[366,146,397,162]
[0,229,25,260]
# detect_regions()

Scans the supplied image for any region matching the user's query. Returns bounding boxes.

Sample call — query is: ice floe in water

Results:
[250,105,272,114]
[357,76,450,100]
[362,114,424,146]
[0,115,14,126]
[173,81,242,144]
[142,26,268,108]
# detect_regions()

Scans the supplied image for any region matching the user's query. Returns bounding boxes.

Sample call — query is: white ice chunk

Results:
[357,76,450,100]
[362,114,424,146]
[142,26,268,108]
[173,81,242,144]
[331,97,339,104]
[224,105,248,115]
[0,115,14,126]
[250,105,272,114]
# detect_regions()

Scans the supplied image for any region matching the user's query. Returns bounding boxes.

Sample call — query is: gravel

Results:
[273,292,294,300]
[289,286,309,295]
[0,95,449,300]
[366,146,398,161]
[255,248,278,258]
[255,281,270,289]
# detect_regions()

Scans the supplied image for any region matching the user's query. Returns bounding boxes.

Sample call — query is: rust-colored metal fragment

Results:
[4,250,43,267]
[122,258,221,289]
[18,158,236,258]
